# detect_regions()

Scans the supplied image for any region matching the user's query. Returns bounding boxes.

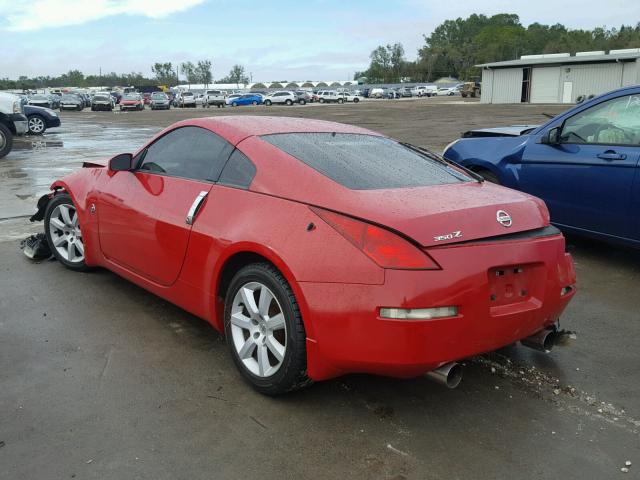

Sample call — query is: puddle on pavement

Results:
[1,116,161,217]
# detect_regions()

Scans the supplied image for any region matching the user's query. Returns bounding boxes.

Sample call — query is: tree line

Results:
[356,14,640,82]
[0,61,250,90]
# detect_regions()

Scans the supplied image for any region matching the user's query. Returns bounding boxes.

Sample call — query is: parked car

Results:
[229,94,263,107]
[34,116,576,394]
[0,92,28,158]
[225,94,242,106]
[437,87,458,96]
[264,91,297,106]
[176,91,196,108]
[411,85,437,97]
[59,94,85,111]
[318,91,345,104]
[149,92,171,110]
[443,85,640,248]
[203,90,226,108]
[400,87,413,97]
[110,91,122,104]
[369,88,384,99]
[29,94,56,109]
[338,92,361,103]
[24,105,60,134]
[294,91,313,104]
[91,93,114,111]
[119,93,145,111]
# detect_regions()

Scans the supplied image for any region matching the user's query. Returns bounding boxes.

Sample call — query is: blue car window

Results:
[561,94,640,146]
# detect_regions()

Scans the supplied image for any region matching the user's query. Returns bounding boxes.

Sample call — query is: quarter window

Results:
[138,126,233,181]
[218,150,257,189]
[561,94,640,146]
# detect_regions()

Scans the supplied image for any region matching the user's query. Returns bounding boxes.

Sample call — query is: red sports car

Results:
[35,116,576,394]
[119,93,144,111]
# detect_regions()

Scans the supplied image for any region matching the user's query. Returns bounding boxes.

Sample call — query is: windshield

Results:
[262,133,472,190]
[32,95,48,100]
[123,94,140,100]
[61,94,79,101]
[94,95,110,101]
[183,92,194,97]
[151,93,167,99]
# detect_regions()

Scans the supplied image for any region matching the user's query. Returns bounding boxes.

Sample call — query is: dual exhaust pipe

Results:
[426,327,570,389]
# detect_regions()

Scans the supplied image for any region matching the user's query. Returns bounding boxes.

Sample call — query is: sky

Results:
[1,0,639,82]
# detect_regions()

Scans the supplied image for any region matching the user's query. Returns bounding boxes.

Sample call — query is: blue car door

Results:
[517,92,640,240]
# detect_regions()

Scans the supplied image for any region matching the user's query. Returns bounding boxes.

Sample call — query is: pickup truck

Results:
[0,92,28,159]
[203,90,226,108]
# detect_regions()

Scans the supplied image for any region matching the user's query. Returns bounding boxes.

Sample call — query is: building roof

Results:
[477,49,640,68]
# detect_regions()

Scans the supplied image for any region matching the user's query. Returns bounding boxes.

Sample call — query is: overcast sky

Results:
[1,0,639,82]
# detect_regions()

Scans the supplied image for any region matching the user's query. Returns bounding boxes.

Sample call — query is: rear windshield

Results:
[261,133,471,190]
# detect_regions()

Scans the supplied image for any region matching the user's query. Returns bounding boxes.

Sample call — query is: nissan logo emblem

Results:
[496,210,512,227]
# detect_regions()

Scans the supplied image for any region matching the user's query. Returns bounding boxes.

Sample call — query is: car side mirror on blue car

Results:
[540,126,561,145]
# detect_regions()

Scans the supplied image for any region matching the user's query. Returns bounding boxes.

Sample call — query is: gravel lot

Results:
[1,96,638,479]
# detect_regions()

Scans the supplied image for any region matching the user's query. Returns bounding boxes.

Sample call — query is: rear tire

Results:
[44,193,88,271]
[224,263,310,395]
[265,100,272,106]
[285,99,293,106]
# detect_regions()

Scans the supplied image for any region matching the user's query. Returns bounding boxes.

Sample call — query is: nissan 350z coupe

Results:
[34,116,576,394]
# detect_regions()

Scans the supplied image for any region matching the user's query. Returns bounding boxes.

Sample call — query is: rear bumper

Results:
[301,234,576,380]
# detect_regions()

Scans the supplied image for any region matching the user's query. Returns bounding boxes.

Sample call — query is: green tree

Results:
[219,64,249,87]
[151,62,175,85]
[196,60,213,86]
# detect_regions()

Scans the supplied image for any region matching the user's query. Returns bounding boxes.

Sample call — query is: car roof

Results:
[159,115,381,146]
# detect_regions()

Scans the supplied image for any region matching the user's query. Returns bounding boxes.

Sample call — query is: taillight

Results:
[310,207,440,270]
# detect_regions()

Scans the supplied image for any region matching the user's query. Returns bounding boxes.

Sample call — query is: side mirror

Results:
[109,153,133,172]
[541,126,561,145]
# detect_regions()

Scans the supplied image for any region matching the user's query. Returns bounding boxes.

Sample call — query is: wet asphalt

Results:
[0,98,638,479]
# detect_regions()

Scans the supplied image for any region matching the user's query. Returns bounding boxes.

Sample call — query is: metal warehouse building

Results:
[479,48,640,104]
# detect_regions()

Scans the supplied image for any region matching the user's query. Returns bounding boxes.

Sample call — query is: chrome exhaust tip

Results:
[521,328,556,352]
[425,362,463,389]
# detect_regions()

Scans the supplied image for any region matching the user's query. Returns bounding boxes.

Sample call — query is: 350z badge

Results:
[433,230,462,242]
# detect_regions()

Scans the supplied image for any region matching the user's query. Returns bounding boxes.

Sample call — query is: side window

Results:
[138,126,232,181]
[218,149,256,189]
[562,94,640,146]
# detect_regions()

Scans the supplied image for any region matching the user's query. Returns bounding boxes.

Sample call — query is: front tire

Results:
[27,115,47,135]
[0,123,12,159]
[44,193,88,271]
[264,100,272,106]
[224,263,310,395]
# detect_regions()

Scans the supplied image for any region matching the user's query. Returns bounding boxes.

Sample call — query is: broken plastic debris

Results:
[621,467,629,473]
[625,461,632,466]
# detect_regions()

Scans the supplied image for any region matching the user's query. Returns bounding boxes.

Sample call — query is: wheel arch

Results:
[213,244,315,339]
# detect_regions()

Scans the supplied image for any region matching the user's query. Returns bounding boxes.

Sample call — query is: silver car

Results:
[149,92,171,110]
[264,91,297,106]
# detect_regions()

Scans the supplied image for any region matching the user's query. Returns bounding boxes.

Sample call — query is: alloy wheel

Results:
[28,116,45,134]
[48,203,84,263]
[230,281,287,377]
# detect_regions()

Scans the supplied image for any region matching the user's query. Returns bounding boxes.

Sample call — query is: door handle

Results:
[185,191,208,225]
[597,151,627,161]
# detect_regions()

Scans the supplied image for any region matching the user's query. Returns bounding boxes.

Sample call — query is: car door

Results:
[97,126,234,285]
[517,93,640,239]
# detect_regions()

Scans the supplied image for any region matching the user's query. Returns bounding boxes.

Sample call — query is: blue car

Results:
[229,94,263,107]
[24,105,61,135]
[443,86,640,248]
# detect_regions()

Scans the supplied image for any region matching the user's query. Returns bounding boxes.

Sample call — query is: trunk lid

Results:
[317,182,550,248]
